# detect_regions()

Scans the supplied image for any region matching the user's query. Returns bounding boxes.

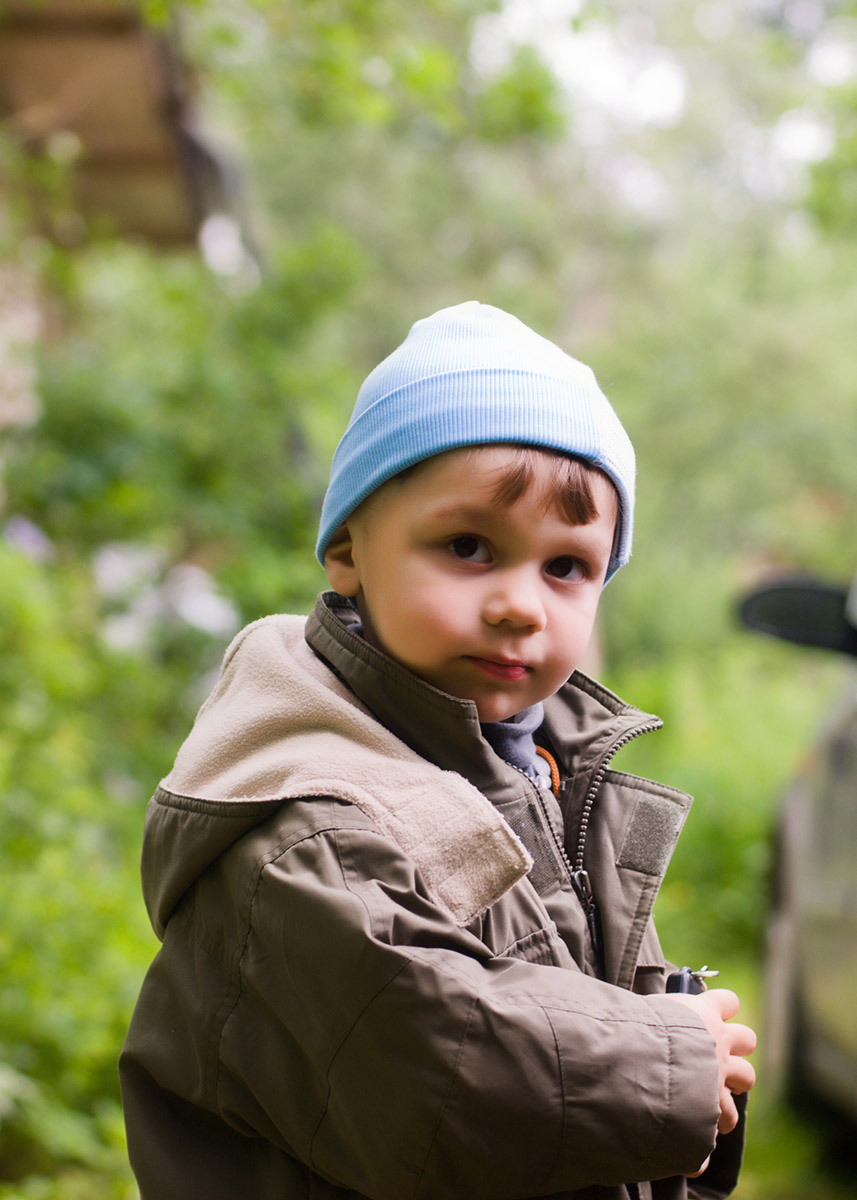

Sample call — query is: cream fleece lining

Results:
[163,615,533,926]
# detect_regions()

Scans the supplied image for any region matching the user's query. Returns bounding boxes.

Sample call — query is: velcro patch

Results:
[616,793,686,877]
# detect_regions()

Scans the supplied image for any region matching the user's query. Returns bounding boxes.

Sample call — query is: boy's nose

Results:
[482,570,547,631]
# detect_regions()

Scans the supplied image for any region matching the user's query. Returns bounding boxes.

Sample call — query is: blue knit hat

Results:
[317,301,635,581]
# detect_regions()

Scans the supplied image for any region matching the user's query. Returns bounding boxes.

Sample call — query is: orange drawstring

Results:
[535,746,561,798]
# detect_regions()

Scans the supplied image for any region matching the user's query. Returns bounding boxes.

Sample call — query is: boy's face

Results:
[324,446,617,723]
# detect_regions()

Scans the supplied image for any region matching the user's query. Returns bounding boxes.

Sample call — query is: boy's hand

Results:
[666,987,756,1136]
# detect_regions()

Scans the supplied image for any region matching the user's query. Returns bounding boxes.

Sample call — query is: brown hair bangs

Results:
[482,446,608,525]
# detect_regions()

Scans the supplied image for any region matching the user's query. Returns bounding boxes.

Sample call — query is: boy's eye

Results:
[545,556,585,581]
[448,536,491,563]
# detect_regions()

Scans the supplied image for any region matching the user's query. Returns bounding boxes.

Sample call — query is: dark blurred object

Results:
[738,571,857,1125]
[0,0,238,245]
[739,577,857,656]
[666,966,719,995]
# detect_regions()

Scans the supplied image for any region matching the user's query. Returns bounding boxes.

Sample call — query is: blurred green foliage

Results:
[2,0,857,1195]
[0,546,156,1194]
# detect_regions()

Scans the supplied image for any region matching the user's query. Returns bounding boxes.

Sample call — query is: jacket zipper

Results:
[566,719,662,966]
[524,775,604,970]
[510,715,661,971]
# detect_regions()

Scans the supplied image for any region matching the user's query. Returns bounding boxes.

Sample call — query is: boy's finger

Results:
[725,1021,757,1057]
[702,988,740,1020]
[717,1089,739,1134]
[725,1056,756,1095]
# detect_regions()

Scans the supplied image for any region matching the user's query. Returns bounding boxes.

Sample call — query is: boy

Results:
[120,302,755,1200]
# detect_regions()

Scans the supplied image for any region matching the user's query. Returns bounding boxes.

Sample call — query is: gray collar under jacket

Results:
[148,592,689,947]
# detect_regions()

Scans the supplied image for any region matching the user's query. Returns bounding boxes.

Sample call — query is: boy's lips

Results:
[467,656,531,681]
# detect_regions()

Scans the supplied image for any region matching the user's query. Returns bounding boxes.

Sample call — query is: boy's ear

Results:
[323,523,360,597]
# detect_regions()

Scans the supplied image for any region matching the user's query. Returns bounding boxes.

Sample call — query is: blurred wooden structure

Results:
[0,0,231,245]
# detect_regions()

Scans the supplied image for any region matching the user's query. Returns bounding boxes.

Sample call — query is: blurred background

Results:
[1,0,856,1196]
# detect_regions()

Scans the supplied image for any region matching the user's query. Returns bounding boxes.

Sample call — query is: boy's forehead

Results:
[369,444,617,521]
[409,443,547,478]
[376,444,525,494]
[404,443,591,487]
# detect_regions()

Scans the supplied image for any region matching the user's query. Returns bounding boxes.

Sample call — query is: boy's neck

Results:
[480,702,545,777]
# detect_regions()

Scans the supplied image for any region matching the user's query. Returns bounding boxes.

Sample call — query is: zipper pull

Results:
[572,868,602,960]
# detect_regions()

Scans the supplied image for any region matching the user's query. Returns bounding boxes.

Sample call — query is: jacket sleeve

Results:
[204,802,721,1199]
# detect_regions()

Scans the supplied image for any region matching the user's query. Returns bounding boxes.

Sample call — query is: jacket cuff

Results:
[642,994,721,1179]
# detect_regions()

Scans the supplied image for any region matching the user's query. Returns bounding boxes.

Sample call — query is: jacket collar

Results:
[306,592,661,807]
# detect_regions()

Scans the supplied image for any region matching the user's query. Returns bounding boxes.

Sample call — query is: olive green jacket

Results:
[120,593,744,1200]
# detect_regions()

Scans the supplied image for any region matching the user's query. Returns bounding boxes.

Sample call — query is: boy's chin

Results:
[472,695,542,723]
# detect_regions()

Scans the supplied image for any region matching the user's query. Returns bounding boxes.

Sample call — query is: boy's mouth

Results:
[467,656,530,681]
